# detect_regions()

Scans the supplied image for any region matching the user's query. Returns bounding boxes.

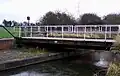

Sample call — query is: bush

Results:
[106,62,120,76]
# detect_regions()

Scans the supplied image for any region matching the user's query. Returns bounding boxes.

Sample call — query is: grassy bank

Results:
[106,62,120,76]
[0,27,19,38]
[106,35,120,76]
[15,48,48,59]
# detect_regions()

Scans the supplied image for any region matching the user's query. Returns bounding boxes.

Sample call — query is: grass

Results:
[106,35,120,76]
[0,26,19,38]
[14,48,48,59]
[0,26,118,39]
[106,62,120,76]
[47,33,116,39]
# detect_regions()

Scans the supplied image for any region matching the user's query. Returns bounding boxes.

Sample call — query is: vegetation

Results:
[16,48,48,59]
[79,13,103,25]
[38,11,120,25]
[0,26,19,38]
[39,11,76,25]
[48,33,106,38]
[106,35,120,76]
[106,62,120,76]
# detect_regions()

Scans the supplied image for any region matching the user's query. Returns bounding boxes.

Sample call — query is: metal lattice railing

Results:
[15,25,120,40]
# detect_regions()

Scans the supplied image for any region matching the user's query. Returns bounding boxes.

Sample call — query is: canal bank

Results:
[0,38,113,76]
[0,38,14,50]
[0,38,95,72]
[0,58,97,76]
[0,49,89,71]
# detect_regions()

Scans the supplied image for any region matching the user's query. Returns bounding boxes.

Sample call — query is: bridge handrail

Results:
[0,25,16,38]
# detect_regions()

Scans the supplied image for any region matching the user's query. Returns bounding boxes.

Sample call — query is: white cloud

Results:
[0,0,120,23]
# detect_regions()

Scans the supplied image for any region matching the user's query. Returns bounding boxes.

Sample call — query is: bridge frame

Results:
[13,25,119,50]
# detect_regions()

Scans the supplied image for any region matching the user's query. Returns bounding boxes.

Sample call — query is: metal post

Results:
[90,26,92,36]
[95,26,97,39]
[50,27,52,35]
[84,25,86,39]
[105,25,107,40]
[101,26,103,38]
[110,26,111,38]
[119,25,120,35]
[117,26,119,36]
[99,26,100,32]
[74,26,76,33]
[77,26,78,37]
[62,26,63,38]
[19,26,21,37]
[101,26,102,32]
[72,26,73,33]
[38,26,39,32]
[38,26,40,37]
[25,26,27,37]
[13,26,15,32]
[47,26,48,37]
[30,26,32,37]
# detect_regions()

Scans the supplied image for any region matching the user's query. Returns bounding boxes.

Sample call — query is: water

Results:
[93,51,113,68]
[0,58,98,76]
[94,57,109,68]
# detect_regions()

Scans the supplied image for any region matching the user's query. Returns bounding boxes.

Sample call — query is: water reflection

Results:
[94,57,109,68]
[0,58,97,76]
[93,51,113,68]
[10,72,50,76]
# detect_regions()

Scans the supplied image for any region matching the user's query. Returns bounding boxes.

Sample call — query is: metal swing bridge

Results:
[13,25,120,50]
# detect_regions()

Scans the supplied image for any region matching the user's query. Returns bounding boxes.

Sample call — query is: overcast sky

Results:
[0,0,120,23]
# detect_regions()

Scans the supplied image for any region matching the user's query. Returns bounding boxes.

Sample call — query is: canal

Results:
[0,55,99,76]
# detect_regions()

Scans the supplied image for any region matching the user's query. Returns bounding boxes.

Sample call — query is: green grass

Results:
[0,27,19,38]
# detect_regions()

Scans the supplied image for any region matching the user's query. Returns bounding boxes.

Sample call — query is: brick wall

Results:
[0,38,14,50]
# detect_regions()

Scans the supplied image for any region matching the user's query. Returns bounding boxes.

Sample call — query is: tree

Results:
[79,13,103,25]
[12,21,19,26]
[2,19,7,26]
[103,14,120,24]
[2,19,12,27]
[40,11,76,25]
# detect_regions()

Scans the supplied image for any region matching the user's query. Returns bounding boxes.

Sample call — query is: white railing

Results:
[15,25,120,40]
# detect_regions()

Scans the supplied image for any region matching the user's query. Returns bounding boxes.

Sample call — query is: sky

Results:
[0,0,120,23]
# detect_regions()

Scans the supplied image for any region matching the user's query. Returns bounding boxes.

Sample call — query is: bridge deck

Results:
[22,37,116,43]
